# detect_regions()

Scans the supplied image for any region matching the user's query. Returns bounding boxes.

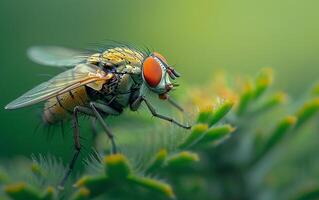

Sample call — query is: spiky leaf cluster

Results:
[1,69,319,200]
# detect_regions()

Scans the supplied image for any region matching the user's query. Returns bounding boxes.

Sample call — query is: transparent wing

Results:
[5,64,113,109]
[27,46,89,67]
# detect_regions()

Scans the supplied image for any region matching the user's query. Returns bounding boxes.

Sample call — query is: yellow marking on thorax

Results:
[86,53,101,64]
[102,47,144,66]
[86,48,145,67]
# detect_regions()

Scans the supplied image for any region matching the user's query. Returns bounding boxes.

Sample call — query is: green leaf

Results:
[166,151,199,168]
[237,69,273,115]
[31,163,42,177]
[253,91,287,113]
[74,154,176,199]
[295,98,319,129]
[254,116,297,163]
[70,187,90,200]
[208,100,234,126]
[41,187,56,200]
[104,154,131,179]
[197,124,235,146]
[128,175,175,199]
[178,124,209,149]
[146,149,168,173]
[195,99,233,125]
[253,68,273,99]
[196,108,213,124]
[74,176,110,198]
[236,82,254,115]
[4,183,41,200]
[311,82,319,96]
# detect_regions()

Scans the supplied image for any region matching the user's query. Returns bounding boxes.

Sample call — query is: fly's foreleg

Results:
[167,97,184,112]
[139,97,191,129]
[59,106,94,189]
[130,96,143,111]
[89,102,119,154]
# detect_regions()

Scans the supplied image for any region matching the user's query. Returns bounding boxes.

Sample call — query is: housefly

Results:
[5,44,190,187]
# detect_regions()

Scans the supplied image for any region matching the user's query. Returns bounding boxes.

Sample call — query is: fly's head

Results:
[142,52,180,100]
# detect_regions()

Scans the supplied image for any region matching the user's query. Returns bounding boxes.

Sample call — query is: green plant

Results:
[1,69,319,200]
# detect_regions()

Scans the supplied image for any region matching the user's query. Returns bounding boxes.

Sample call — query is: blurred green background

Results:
[0,0,318,161]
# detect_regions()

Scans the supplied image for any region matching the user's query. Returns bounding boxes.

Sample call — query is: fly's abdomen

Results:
[42,86,89,124]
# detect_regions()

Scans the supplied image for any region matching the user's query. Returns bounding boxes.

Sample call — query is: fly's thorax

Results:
[112,73,138,107]
[116,64,141,74]
[86,48,143,79]
[94,71,142,109]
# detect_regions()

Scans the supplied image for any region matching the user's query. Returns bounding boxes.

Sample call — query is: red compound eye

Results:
[143,56,162,87]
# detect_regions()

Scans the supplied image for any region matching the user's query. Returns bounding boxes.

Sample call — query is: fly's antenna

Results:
[167,65,181,77]
[167,67,181,80]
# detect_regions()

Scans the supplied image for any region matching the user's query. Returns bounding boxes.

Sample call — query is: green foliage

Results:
[295,98,319,129]
[73,154,174,200]
[4,183,55,200]
[1,69,319,200]
[293,186,319,200]
[253,116,297,164]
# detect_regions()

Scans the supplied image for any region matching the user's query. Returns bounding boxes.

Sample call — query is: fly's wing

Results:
[27,46,89,67]
[5,64,113,109]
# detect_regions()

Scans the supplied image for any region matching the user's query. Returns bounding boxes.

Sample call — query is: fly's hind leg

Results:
[89,102,120,154]
[59,106,94,189]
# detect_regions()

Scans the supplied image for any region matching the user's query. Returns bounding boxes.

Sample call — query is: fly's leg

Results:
[90,117,98,137]
[91,102,120,116]
[89,102,119,154]
[59,102,119,188]
[167,97,184,112]
[90,117,98,146]
[90,101,119,148]
[143,97,191,129]
[130,96,143,111]
[59,106,94,189]
[132,96,191,129]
